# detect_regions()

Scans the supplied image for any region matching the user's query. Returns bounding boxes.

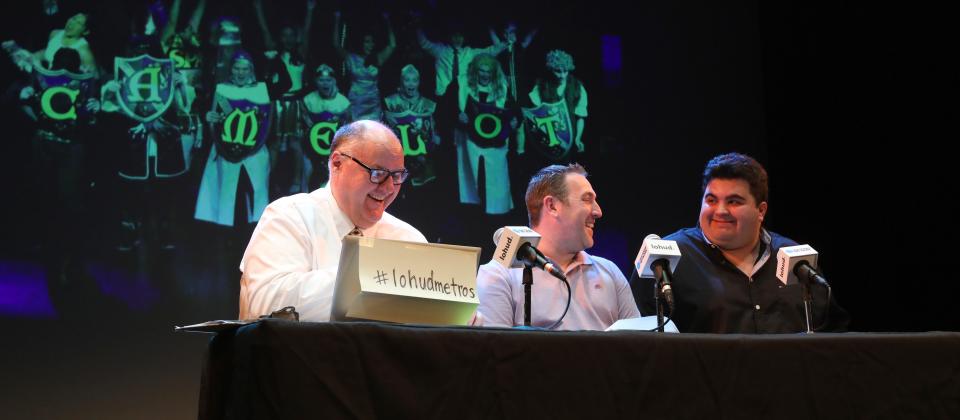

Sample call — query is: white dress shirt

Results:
[239,186,427,321]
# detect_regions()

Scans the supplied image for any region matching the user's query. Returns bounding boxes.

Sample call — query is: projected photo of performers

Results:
[0,0,603,319]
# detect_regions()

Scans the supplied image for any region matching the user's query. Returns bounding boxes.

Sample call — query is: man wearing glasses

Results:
[239,120,427,321]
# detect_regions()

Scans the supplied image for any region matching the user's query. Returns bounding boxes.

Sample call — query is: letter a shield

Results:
[114,54,176,122]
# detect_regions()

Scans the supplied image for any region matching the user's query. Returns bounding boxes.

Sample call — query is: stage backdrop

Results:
[0,0,955,418]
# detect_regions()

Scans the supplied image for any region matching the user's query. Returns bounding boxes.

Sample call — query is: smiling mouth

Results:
[368,194,386,203]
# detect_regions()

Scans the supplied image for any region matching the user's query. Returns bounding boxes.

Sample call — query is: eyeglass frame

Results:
[337,151,410,185]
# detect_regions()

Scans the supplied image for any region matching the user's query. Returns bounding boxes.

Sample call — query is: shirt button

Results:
[755,305,760,310]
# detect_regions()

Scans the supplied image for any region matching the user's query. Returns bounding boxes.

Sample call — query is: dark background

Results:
[1,0,956,418]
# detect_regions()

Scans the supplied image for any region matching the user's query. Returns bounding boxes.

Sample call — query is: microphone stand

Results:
[796,264,825,333]
[800,277,815,334]
[801,283,814,333]
[522,264,533,327]
[653,269,665,333]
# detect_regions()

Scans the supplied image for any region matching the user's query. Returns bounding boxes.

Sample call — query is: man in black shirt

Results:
[632,153,849,333]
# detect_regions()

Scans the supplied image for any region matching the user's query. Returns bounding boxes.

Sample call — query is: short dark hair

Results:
[702,152,768,204]
[526,163,587,227]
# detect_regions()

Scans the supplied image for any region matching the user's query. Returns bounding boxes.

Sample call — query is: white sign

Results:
[331,237,481,325]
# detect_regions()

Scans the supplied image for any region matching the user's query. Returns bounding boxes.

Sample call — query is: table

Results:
[199,320,960,419]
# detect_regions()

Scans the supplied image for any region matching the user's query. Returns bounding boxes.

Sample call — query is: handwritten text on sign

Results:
[372,269,476,299]
[357,238,479,304]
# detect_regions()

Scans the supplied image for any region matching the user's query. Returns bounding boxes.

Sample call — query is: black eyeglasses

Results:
[339,152,409,185]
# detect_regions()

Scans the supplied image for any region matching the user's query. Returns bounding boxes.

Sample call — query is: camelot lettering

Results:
[309,121,338,155]
[474,113,502,139]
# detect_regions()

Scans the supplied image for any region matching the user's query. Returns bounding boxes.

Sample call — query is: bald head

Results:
[328,120,406,229]
[330,120,402,156]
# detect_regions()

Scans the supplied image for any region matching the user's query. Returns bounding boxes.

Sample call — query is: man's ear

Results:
[544,195,560,218]
[329,152,343,173]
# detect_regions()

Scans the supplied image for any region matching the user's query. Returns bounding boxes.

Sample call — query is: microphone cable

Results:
[645,316,674,332]
[813,282,833,332]
[645,289,674,332]
[546,276,572,330]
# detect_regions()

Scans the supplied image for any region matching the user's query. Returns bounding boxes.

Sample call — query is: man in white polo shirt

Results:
[475,163,639,330]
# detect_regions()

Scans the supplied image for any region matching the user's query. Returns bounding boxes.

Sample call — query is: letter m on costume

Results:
[214,97,272,163]
[114,54,175,122]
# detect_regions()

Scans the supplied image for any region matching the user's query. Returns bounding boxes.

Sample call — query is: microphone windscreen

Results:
[635,235,682,278]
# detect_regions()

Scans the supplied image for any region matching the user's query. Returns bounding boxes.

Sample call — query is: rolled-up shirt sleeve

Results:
[239,199,339,321]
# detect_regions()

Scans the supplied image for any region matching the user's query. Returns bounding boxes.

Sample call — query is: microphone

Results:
[493,227,566,281]
[776,245,828,286]
[635,234,682,311]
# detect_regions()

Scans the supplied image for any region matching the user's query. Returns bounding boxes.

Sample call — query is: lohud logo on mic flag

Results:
[634,235,682,278]
[114,55,176,122]
[303,110,347,160]
[522,100,573,162]
[493,226,541,268]
[33,66,96,125]
[466,99,513,148]
[215,98,271,162]
[498,235,514,261]
[384,109,434,157]
[775,245,819,285]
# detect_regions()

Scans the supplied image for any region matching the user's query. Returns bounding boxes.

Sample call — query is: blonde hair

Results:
[545,49,575,71]
[466,54,506,101]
